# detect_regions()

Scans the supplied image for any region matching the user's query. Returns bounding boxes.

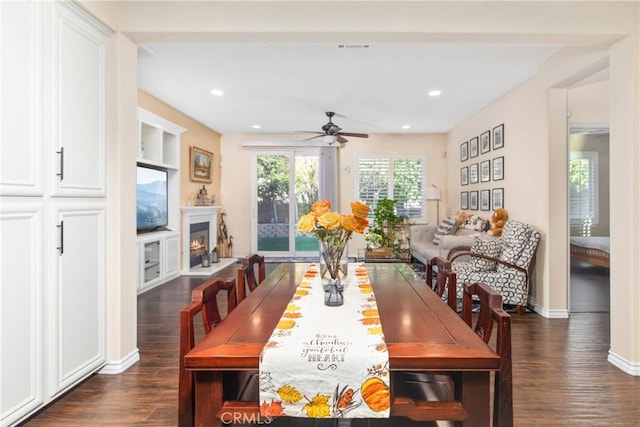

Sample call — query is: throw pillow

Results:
[432,216,459,245]
[470,236,502,271]
[465,214,482,230]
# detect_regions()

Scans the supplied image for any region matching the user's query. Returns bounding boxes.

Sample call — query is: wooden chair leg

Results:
[516,305,526,315]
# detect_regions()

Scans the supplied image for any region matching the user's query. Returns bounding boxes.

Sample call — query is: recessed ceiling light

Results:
[402,125,411,129]
[252,125,261,129]
[428,89,441,97]
[210,89,224,96]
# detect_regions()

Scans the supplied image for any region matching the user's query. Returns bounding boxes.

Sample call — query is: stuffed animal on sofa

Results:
[455,211,473,228]
[487,208,509,236]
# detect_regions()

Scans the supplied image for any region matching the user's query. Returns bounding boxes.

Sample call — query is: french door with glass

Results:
[252,150,319,257]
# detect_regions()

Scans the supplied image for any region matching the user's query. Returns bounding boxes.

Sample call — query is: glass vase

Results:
[324,279,344,306]
[319,241,348,288]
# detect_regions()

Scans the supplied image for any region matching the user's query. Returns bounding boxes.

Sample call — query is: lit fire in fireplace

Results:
[191,240,207,255]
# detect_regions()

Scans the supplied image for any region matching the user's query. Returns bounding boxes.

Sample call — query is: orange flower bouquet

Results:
[298,200,370,283]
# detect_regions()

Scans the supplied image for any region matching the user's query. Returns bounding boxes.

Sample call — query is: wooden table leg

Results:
[195,371,223,427]
[460,371,490,427]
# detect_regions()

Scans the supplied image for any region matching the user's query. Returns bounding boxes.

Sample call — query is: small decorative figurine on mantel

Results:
[217,212,232,257]
[194,185,215,206]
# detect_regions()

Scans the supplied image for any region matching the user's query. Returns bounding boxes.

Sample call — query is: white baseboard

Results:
[98,349,140,375]
[608,350,640,376]
[528,296,569,318]
[533,303,569,318]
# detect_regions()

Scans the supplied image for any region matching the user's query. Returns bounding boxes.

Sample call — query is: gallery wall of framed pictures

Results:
[459,123,505,212]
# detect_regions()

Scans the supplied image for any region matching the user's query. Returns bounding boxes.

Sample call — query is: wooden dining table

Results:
[183,262,500,427]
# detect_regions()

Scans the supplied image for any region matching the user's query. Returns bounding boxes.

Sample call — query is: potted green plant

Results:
[367,198,401,254]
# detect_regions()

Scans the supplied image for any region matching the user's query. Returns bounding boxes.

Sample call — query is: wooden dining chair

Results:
[426,256,458,312]
[178,277,237,427]
[236,253,265,302]
[462,282,513,427]
[393,281,513,427]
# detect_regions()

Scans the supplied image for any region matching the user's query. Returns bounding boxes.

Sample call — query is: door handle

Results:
[56,147,64,181]
[56,221,64,255]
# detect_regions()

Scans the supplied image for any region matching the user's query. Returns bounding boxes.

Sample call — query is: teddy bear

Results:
[487,208,509,236]
[455,211,472,228]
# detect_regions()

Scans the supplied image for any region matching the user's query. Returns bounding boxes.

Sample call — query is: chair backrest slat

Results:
[426,256,457,312]
[462,282,513,427]
[237,254,265,302]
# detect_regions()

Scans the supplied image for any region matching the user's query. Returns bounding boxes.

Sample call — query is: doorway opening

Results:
[568,127,610,313]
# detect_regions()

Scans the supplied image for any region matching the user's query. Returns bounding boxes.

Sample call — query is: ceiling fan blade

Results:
[295,131,323,135]
[337,135,349,144]
[339,132,369,138]
[332,112,379,129]
[302,134,322,141]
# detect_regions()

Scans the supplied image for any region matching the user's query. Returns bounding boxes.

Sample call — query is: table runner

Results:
[259,263,390,419]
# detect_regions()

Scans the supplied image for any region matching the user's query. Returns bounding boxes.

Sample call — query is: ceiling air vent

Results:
[338,44,370,49]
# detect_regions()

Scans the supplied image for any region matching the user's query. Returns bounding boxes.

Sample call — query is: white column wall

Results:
[608,35,640,374]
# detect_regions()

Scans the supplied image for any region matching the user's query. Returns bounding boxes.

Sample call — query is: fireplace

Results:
[181,206,221,274]
[189,222,209,267]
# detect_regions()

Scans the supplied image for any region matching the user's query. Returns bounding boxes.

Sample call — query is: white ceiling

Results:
[137,42,561,136]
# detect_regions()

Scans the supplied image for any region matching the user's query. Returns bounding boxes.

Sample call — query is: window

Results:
[569,151,598,232]
[357,154,425,219]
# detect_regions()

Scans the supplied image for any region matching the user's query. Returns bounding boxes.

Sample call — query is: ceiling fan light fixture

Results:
[323,134,338,145]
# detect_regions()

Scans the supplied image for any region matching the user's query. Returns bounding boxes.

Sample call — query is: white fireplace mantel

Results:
[180,206,236,275]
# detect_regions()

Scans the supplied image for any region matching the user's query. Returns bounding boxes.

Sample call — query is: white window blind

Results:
[357,155,425,219]
[569,151,598,231]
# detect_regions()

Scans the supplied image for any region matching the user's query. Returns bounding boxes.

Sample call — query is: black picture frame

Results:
[480,130,491,154]
[480,160,491,182]
[480,189,490,211]
[492,188,504,209]
[470,190,479,210]
[493,156,504,181]
[493,124,504,150]
[461,192,469,210]
[469,136,479,158]
[469,163,479,184]
[460,141,469,162]
[461,167,469,186]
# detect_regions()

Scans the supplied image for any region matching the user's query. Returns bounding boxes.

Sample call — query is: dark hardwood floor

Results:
[570,258,610,313]
[22,262,640,426]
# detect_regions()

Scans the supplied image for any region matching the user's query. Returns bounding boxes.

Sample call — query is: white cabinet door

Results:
[0,1,43,196]
[136,231,181,292]
[47,2,109,198]
[0,2,109,424]
[48,201,106,397]
[0,203,45,426]
[164,233,180,279]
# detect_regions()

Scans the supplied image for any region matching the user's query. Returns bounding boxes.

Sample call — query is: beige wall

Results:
[608,35,640,373]
[137,90,222,207]
[105,32,139,367]
[220,133,446,257]
[446,48,613,316]
[569,80,609,124]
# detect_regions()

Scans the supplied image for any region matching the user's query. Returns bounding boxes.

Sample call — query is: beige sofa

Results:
[409,224,495,265]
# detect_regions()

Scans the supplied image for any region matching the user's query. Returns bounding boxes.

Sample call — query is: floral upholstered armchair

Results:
[447,220,540,314]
